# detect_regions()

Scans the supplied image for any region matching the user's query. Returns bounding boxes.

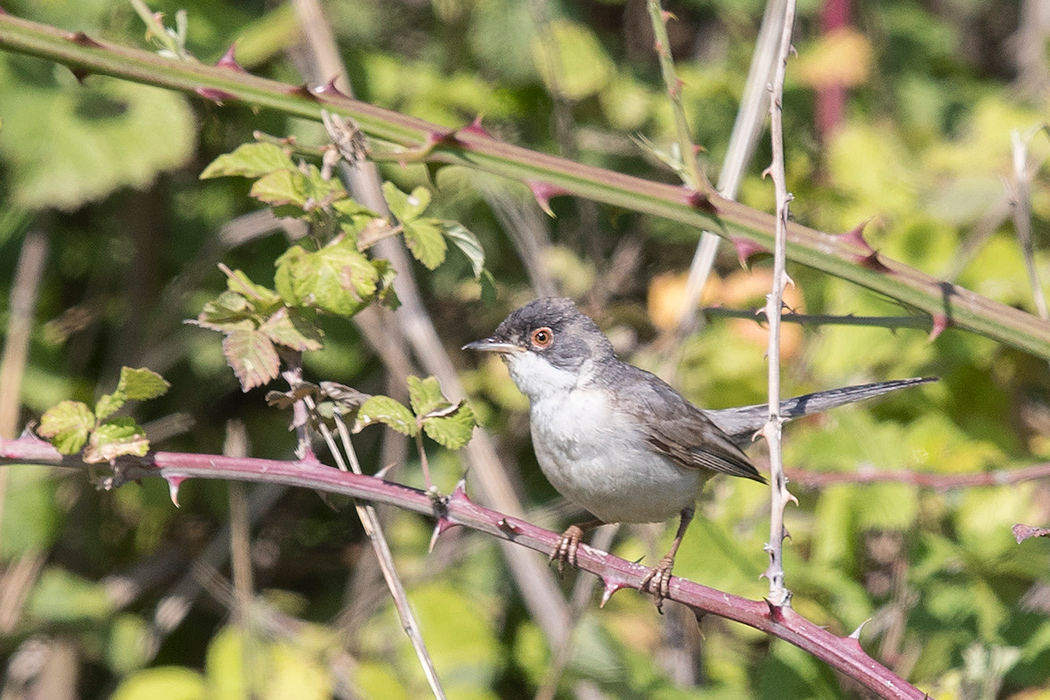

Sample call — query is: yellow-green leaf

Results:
[83,418,150,464]
[357,396,418,437]
[199,142,296,179]
[38,400,95,454]
[222,328,281,391]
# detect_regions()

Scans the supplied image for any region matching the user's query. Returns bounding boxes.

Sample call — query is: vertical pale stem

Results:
[762,0,798,608]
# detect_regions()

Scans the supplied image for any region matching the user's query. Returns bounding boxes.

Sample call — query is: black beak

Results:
[462,337,522,354]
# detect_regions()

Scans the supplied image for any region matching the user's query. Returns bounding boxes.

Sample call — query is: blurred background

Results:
[1,0,1049,698]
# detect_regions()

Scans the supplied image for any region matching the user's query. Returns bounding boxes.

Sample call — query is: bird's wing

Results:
[610,364,767,484]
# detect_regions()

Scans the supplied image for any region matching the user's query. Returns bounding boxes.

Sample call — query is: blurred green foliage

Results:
[1,0,1050,699]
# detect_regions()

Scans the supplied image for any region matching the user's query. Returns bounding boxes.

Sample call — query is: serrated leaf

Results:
[333,198,382,237]
[83,418,150,464]
[199,142,296,179]
[301,164,348,204]
[94,392,125,421]
[407,375,447,417]
[117,367,171,401]
[382,182,432,222]
[38,400,95,454]
[224,269,282,315]
[373,259,400,310]
[479,269,498,306]
[258,308,324,351]
[1,79,195,211]
[250,169,309,207]
[441,221,485,278]
[403,219,447,270]
[196,290,256,331]
[222,329,281,392]
[274,238,378,317]
[422,401,476,449]
[357,396,418,437]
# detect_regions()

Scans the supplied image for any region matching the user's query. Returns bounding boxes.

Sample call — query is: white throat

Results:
[503,351,592,401]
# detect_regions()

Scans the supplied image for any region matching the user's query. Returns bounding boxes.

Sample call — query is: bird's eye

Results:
[530,327,554,348]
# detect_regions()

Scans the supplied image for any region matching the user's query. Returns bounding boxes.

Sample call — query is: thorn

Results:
[215,43,245,72]
[855,251,892,272]
[460,115,493,139]
[849,618,871,640]
[786,490,799,507]
[764,597,786,620]
[929,314,951,342]
[194,87,235,104]
[841,218,875,253]
[66,31,102,48]
[661,10,677,23]
[693,143,707,154]
[425,128,458,149]
[449,477,469,504]
[600,578,629,607]
[285,84,321,101]
[316,77,348,98]
[165,475,188,508]
[69,67,91,84]
[497,518,521,535]
[428,515,458,552]
[527,181,568,217]
[424,161,450,185]
[374,462,395,480]
[682,188,717,214]
[730,237,767,268]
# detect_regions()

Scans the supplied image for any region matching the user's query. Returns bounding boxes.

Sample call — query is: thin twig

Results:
[303,399,447,700]
[761,0,798,609]
[674,0,789,335]
[702,307,929,329]
[786,462,1050,489]
[224,421,259,696]
[1009,125,1050,322]
[646,1,710,192]
[534,524,620,700]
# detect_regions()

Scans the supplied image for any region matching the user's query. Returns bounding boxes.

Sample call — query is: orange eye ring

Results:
[531,327,554,348]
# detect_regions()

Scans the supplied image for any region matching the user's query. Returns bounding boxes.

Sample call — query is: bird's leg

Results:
[641,506,695,612]
[550,519,604,573]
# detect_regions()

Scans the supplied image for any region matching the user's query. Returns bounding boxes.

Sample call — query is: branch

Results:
[0,435,926,700]
[786,462,1050,489]
[760,0,797,609]
[1,13,1049,357]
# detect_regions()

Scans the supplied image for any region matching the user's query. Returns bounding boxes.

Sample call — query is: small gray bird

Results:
[465,297,933,606]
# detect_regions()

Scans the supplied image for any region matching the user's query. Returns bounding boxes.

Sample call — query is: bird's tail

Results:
[705,377,938,447]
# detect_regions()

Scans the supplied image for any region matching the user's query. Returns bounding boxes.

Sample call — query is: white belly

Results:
[529,387,702,523]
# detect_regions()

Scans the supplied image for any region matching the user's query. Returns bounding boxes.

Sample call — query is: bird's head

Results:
[463,297,614,400]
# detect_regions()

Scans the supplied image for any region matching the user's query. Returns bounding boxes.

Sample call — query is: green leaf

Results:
[479,269,498,307]
[112,667,206,700]
[95,391,125,421]
[224,269,283,315]
[117,367,171,401]
[372,259,400,310]
[382,182,431,222]
[357,396,418,437]
[0,79,195,211]
[84,418,150,464]
[38,400,95,454]
[407,375,446,416]
[222,329,281,391]
[196,290,256,332]
[441,222,485,278]
[531,20,614,101]
[250,169,309,207]
[259,308,324,352]
[422,401,476,449]
[28,567,114,622]
[333,198,382,236]
[199,142,296,179]
[402,219,447,270]
[274,238,379,317]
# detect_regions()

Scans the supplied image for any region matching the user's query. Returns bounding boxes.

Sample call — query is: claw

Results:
[549,524,585,574]
[640,554,677,613]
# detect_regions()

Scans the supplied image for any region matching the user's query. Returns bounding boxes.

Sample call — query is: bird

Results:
[464,297,934,607]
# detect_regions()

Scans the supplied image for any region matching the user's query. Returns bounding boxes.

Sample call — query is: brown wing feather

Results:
[608,363,767,484]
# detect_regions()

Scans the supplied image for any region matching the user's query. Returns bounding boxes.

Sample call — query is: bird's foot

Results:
[640,554,676,613]
[549,524,585,574]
